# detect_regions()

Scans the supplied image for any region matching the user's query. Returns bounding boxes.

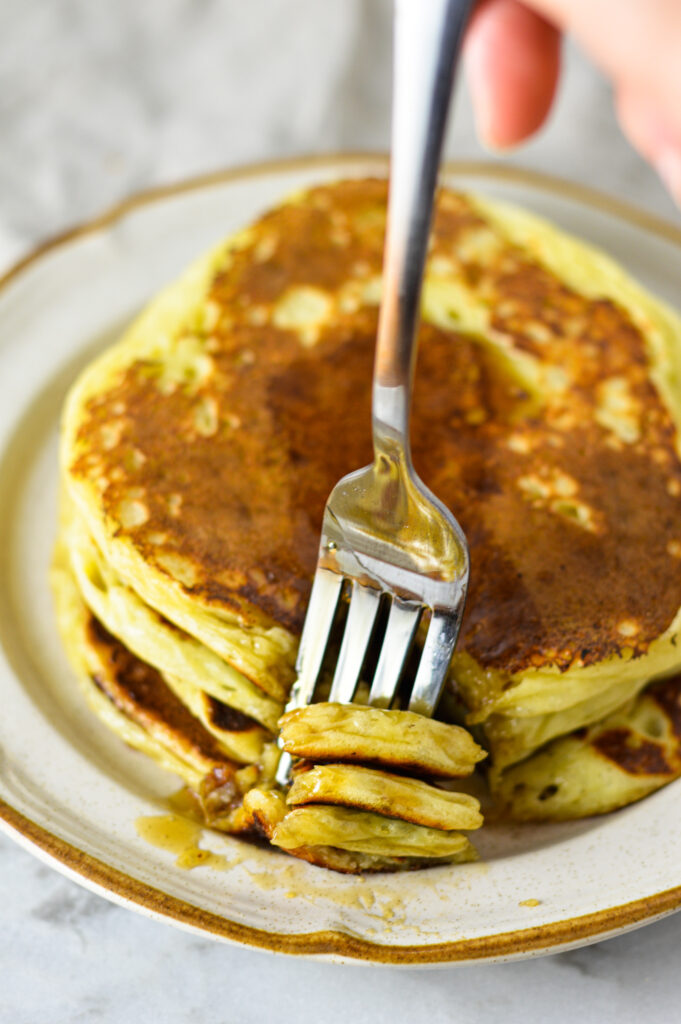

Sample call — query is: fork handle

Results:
[373,0,472,457]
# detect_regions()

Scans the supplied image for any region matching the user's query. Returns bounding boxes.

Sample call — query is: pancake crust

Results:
[63,503,283,730]
[85,616,233,775]
[491,673,681,820]
[287,764,483,830]
[66,179,681,682]
[273,844,459,875]
[279,703,486,778]
[270,806,477,860]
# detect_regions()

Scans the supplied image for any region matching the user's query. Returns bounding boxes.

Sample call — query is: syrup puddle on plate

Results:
[135,788,236,871]
[135,812,231,871]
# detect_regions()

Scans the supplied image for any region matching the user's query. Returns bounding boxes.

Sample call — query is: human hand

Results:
[464,0,681,203]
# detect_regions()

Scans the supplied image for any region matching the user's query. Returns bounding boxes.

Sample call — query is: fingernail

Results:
[467,72,498,150]
[465,43,500,150]
[655,147,681,207]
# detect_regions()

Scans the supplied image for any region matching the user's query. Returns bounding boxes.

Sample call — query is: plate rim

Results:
[2,152,681,964]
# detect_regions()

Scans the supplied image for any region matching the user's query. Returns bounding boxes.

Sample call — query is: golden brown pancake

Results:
[59,588,288,838]
[66,179,681,679]
[271,703,483,868]
[287,764,483,830]
[57,177,681,850]
[271,843,460,875]
[491,672,681,820]
[84,615,235,778]
[62,501,283,735]
[271,806,477,860]
[279,703,485,778]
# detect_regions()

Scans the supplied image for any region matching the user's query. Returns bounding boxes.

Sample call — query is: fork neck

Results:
[372,0,472,471]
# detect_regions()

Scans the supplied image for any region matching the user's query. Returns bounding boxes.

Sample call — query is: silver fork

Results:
[276,0,472,786]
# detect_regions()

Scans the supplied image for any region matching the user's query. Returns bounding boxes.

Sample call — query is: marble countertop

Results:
[1,2,680,1020]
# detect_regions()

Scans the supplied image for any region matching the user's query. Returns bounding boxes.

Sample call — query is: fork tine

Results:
[408,608,462,716]
[291,567,344,706]
[329,582,382,704]
[367,597,422,708]
[276,567,344,787]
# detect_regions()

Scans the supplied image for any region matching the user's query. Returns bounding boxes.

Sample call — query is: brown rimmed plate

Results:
[1,154,680,965]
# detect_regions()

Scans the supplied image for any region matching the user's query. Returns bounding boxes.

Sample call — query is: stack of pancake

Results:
[272,703,485,871]
[54,178,681,873]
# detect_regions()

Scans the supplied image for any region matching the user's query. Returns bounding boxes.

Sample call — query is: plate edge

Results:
[2,152,681,963]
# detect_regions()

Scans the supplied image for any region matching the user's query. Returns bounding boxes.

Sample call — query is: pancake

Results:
[82,616,232,778]
[273,702,483,868]
[271,806,477,861]
[268,843,461,875]
[63,501,282,733]
[59,179,681,781]
[279,703,486,778]
[51,543,236,790]
[57,502,277,764]
[54,177,681,864]
[53,546,291,837]
[287,764,483,830]
[491,673,681,820]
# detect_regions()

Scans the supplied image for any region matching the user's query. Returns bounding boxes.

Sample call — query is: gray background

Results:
[1,1,680,1021]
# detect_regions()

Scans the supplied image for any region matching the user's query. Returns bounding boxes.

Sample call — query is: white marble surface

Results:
[1,1,681,1020]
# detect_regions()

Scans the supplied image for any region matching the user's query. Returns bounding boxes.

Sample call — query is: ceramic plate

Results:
[1,155,680,965]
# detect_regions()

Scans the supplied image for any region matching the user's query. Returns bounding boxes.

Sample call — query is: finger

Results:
[616,86,681,205]
[522,0,681,108]
[464,0,562,150]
